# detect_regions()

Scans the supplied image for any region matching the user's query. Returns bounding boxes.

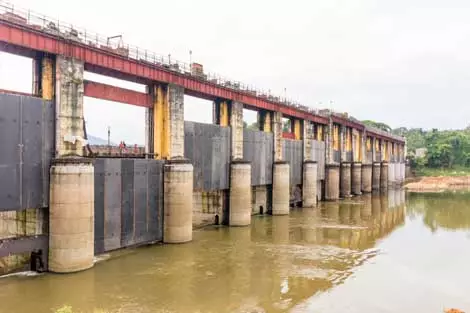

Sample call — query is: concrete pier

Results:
[340,162,351,198]
[380,162,389,190]
[163,160,194,243]
[49,158,94,273]
[325,164,340,201]
[361,164,372,193]
[302,161,318,207]
[372,162,381,191]
[351,162,362,195]
[272,161,290,215]
[229,161,252,226]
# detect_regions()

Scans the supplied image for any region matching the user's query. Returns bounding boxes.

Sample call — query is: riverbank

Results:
[405,175,470,192]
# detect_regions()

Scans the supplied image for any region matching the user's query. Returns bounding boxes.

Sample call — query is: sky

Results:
[1,0,470,144]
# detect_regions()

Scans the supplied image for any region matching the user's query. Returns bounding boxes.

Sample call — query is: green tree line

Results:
[393,127,470,169]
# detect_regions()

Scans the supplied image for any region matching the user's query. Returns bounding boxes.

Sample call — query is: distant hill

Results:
[87,135,115,146]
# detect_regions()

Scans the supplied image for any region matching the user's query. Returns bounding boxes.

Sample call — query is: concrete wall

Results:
[184,121,231,191]
[243,129,274,186]
[93,159,164,254]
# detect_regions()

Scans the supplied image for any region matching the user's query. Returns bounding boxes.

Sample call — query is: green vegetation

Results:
[393,128,470,174]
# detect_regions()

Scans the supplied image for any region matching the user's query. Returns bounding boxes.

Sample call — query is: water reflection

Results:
[0,189,418,313]
[407,191,470,232]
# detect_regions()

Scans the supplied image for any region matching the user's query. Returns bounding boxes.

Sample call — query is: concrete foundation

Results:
[229,161,252,226]
[302,161,318,207]
[372,162,381,191]
[340,162,351,198]
[351,162,362,195]
[163,160,193,243]
[325,164,340,201]
[361,164,372,193]
[49,158,94,273]
[272,161,290,215]
[380,162,389,190]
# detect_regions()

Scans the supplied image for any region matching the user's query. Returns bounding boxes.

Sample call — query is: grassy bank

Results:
[414,166,470,177]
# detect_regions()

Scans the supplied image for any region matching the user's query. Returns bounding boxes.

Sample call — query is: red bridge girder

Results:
[84,80,152,108]
[0,20,329,125]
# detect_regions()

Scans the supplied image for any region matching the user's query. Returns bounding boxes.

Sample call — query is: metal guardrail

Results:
[0,1,321,116]
[0,1,407,143]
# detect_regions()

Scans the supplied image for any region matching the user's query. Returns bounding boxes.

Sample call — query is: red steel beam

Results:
[0,20,329,125]
[84,80,152,108]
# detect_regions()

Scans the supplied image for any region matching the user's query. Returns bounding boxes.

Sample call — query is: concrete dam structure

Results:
[0,3,406,274]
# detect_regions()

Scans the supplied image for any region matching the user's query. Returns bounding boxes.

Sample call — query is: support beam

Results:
[230,101,244,160]
[84,81,152,108]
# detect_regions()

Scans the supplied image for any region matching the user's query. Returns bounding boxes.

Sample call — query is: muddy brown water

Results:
[1,189,470,313]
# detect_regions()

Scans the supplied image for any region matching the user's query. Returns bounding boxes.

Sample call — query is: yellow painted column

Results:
[263,111,272,132]
[317,125,323,141]
[153,85,169,160]
[219,101,229,127]
[41,56,54,100]
[333,125,340,150]
[293,119,301,140]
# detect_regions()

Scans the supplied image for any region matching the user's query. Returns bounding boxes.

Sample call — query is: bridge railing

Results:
[0,1,323,117]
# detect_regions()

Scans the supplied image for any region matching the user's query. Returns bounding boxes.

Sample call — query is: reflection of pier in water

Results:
[247,189,407,312]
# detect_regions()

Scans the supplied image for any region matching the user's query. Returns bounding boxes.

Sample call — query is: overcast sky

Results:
[1,0,470,144]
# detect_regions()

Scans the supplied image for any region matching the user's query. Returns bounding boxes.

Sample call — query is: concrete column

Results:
[372,162,381,191]
[302,161,317,207]
[159,85,194,243]
[272,161,290,215]
[55,56,86,158]
[372,137,377,162]
[49,158,94,273]
[229,161,252,226]
[164,160,193,243]
[167,85,185,159]
[273,111,283,161]
[326,117,334,164]
[230,101,244,160]
[340,125,346,162]
[228,101,252,226]
[340,162,351,198]
[325,164,340,201]
[361,164,372,193]
[303,121,313,159]
[380,162,389,190]
[351,162,362,195]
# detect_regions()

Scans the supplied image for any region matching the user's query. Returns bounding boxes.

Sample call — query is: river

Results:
[1,189,470,313]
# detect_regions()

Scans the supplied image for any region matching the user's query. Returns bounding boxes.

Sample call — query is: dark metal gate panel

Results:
[0,94,21,210]
[133,160,148,243]
[184,121,230,191]
[243,129,273,186]
[147,160,164,241]
[282,139,303,185]
[103,159,122,252]
[120,159,135,247]
[93,159,106,254]
[93,158,164,254]
[0,94,53,211]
